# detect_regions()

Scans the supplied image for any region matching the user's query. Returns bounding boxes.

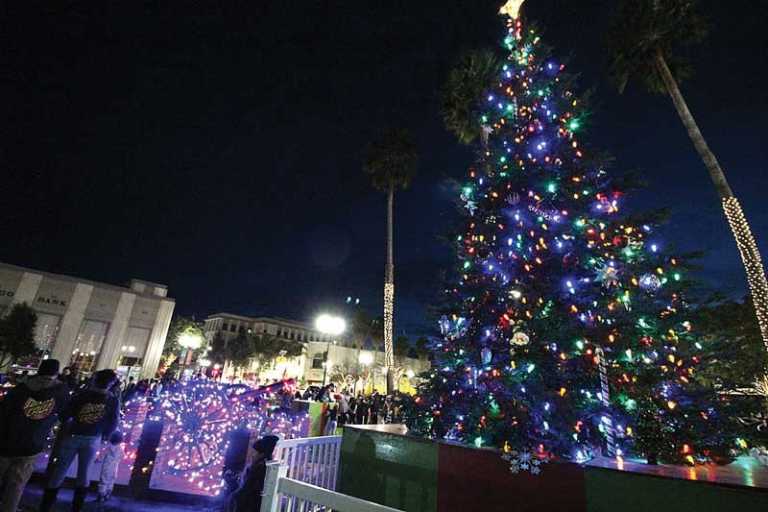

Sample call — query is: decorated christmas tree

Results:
[411,0,736,465]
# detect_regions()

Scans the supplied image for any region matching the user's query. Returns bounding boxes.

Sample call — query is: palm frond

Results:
[606,0,708,94]
[363,128,418,191]
[441,48,502,145]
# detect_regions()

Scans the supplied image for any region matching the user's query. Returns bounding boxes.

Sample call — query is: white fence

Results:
[274,435,342,491]
[260,462,404,512]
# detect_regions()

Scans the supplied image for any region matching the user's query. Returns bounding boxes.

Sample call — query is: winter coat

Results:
[63,388,120,439]
[0,375,70,457]
[232,459,267,512]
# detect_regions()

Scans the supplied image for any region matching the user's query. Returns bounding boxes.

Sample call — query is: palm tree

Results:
[363,128,418,393]
[608,0,768,353]
[441,48,502,145]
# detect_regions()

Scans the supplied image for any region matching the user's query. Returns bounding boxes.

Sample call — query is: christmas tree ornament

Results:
[439,315,469,341]
[595,263,620,288]
[510,331,530,346]
[562,251,579,268]
[481,124,493,147]
[506,192,521,205]
[438,315,451,336]
[481,346,493,365]
[639,273,662,292]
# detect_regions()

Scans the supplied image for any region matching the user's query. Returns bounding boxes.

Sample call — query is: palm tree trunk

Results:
[654,50,732,197]
[656,49,768,355]
[384,183,395,394]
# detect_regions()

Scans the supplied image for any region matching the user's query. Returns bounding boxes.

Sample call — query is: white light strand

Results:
[722,196,768,358]
[384,282,395,374]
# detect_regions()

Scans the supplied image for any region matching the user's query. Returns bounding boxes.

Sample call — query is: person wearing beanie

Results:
[41,369,120,512]
[229,435,280,512]
[0,359,69,512]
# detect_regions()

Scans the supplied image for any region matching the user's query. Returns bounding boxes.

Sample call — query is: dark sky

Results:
[2,1,766,336]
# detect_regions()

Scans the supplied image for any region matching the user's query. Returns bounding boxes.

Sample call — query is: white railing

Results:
[261,462,404,512]
[273,435,342,491]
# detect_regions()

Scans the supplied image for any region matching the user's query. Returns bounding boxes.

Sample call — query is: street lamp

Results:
[178,330,204,377]
[178,332,203,351]
[358,350,374,395]
[315,314,346,386]
[358,351,373,366]
[314,314,346,336]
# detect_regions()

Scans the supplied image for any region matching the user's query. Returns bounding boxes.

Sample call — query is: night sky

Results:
[2,1,766,336]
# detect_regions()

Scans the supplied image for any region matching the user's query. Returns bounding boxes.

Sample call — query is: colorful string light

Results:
[409,1,734,466]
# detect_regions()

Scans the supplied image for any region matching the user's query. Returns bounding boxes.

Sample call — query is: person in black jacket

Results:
[228,435,279,512]
[0,359,69,512]
[58,367,78,391]
[41,369,120,512]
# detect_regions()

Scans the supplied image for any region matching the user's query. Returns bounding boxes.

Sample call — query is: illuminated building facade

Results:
[203,312,429,391]
[0,261,174,378]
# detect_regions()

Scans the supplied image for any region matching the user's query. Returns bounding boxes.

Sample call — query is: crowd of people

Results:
[0,359,121,512]
[0,361,260,512]
[0,360,415,512]
[299,383,410,435]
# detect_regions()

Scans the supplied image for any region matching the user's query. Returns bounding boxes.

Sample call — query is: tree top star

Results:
[499,0,525,19]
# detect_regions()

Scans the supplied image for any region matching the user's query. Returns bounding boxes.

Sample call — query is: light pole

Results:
[315,314,346,387]
[358,350,373,394]
[178,331,203,378]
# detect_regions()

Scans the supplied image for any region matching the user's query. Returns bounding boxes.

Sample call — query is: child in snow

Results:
[97,431,124,502]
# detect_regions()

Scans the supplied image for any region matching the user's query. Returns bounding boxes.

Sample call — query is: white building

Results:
[203,313,430,392]
[0,262,175,379]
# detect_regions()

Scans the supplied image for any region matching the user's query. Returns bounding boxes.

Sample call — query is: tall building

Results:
[0,262,174,379]
[204,313,336,344]
[203,313,429,391]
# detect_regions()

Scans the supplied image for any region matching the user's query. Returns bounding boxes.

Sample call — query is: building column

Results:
[11,272,43,306]
[51,283,94,364]
[140,299,175,379]
[96,292,136,371]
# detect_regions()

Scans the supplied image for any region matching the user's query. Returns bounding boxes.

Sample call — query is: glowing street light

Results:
[314,314,346,336]
[177,330,204,378]
[358,351,374,367]
[315,314,346,386]
[178,331,203,350]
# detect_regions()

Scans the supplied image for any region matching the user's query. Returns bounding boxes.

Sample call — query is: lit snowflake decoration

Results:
[595,262,620,288]
[503,449,548,475]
